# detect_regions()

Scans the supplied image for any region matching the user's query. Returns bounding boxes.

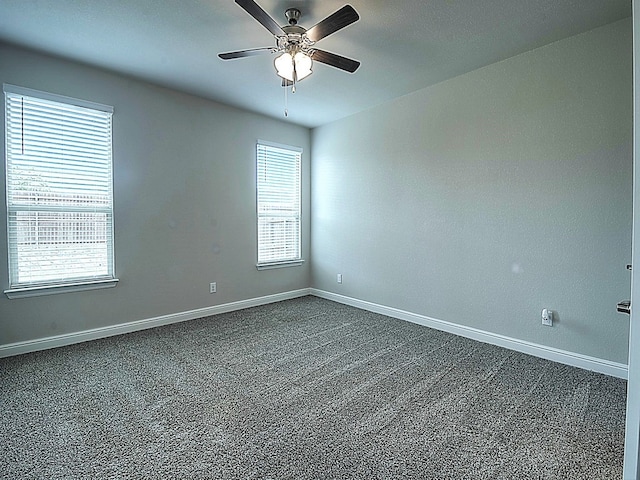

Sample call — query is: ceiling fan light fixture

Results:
[274,51,313,83]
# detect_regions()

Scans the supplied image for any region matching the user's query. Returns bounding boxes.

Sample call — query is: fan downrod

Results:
[285,8,301,25]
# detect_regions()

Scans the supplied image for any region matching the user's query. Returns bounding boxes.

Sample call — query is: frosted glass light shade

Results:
[275,52,313,82]
[275,53,295,81]
[293,52,312,80]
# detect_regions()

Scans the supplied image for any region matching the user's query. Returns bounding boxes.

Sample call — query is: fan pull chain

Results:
[284,81,288,117]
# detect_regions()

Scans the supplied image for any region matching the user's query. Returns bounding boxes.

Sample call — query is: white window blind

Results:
[4,84,115,291]
[256,141,302,266]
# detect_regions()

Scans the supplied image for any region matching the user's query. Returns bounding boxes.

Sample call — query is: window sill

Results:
[4,278,119,299]
[256,260,305,271]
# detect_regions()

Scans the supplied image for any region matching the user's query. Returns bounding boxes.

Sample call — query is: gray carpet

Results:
[0,296,626,479]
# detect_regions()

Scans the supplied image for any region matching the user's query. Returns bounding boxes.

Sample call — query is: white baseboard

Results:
[0,288,311,358]
[310,289,629,379]
[2,287,628,379]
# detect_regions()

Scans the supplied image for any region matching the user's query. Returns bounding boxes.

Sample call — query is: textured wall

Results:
[0,43,311,345]
[310,19,633,363]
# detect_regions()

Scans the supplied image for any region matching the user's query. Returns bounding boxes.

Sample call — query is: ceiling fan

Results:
[219,0,361,87]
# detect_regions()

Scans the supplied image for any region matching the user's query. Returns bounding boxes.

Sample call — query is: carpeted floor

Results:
[0,296,627,479]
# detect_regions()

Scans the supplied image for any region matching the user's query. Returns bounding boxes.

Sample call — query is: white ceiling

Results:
[0,0,631,128]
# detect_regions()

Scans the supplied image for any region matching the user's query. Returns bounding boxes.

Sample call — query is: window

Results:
[4,84,117,298]
[256,141,302,268]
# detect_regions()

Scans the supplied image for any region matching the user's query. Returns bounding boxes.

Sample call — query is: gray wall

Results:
[0,43,311,345]
[310,19,633,363]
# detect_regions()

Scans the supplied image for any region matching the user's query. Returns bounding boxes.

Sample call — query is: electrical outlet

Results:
[210,282,217,294]
[337,274,342,284]
[541,308,553,326]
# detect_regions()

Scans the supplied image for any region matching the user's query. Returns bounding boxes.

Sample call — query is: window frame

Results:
[256,140,304,270]
[3,84,118,298]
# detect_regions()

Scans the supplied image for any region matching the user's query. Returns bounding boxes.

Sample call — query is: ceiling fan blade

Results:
[305,5,359,43]
[218,47,274,60]
[311,49,360,73]
[235,0,284,36]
